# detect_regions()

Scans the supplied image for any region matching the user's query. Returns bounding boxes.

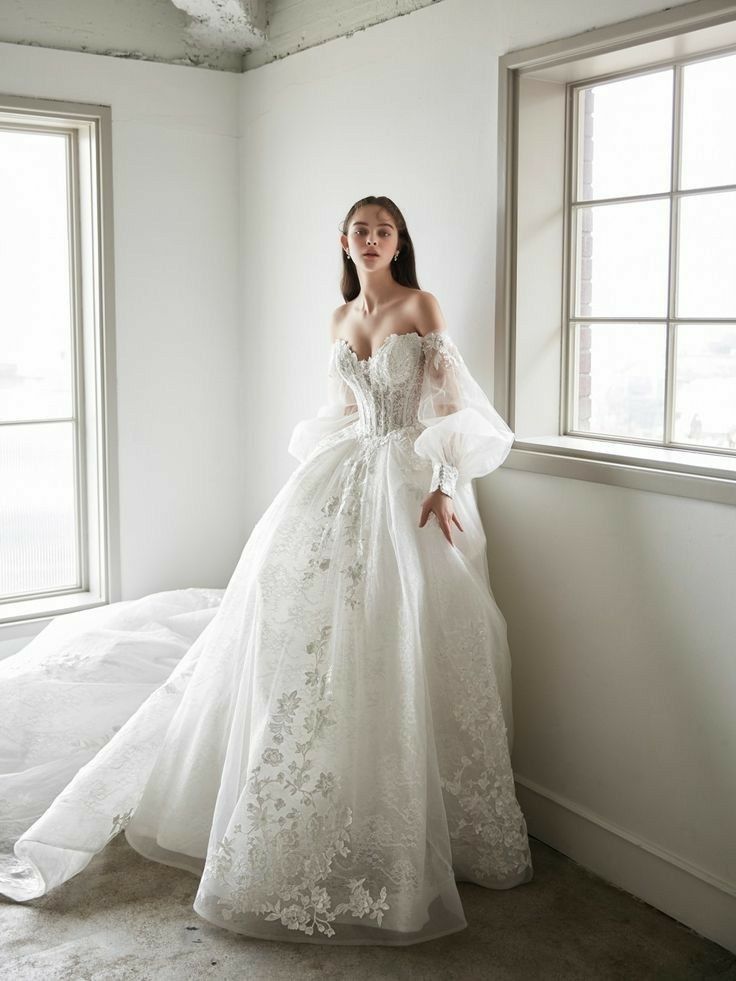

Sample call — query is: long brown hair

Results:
[338,196,421,301]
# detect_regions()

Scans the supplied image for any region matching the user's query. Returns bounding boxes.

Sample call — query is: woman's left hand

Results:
[419,490,464,547]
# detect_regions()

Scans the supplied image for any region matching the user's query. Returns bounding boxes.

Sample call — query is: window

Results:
[497,2,736,505]
[0,94,117,626]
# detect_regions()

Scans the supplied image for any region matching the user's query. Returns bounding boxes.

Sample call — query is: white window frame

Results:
[496,0,736,507]
[0,94,120,629]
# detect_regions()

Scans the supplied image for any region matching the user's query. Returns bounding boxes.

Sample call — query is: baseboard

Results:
[514,772,736,956]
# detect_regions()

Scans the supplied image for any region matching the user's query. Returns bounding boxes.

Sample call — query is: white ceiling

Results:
[0,0,442,73]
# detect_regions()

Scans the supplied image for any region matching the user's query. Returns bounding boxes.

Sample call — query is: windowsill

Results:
[0,590,108,631]
[504,435,736,506]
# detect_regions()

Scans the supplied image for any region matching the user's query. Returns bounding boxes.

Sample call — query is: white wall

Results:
[236,0,736,953]
[0,41,243,625]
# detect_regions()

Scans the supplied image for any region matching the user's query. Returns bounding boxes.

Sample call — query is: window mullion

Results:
[562,82,578,437]
[664,64,683,446]
[67,128,87,592]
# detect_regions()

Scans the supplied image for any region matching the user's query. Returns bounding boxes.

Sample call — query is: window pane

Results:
[681,53,736,190]
[0,129,73,422]
[574,322,666,440]
[573,200,670,319]
[677,190,736,319]
[674,323,736,449]
[0,422,78,598]
[577,69,673,201]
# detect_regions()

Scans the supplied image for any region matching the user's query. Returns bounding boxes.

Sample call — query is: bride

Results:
[0,195,533,945]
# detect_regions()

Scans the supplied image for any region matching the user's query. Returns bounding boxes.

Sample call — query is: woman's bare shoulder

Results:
[329,302,350,342]
[407,290,447,337]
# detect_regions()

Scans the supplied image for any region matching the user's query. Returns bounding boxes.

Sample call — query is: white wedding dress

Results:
[0,329,533,945]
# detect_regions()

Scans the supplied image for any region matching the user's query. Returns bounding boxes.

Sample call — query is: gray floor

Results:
[2,835,734,980]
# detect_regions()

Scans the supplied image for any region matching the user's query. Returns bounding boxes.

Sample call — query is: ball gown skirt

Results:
[0,329,533,945]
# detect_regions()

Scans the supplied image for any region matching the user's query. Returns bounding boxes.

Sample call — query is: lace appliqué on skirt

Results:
[200,620,390,939]
[437,622,532,883]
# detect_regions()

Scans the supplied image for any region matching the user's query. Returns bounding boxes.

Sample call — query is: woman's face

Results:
[341,206,399,270]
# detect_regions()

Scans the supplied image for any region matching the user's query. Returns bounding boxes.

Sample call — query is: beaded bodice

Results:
[333,331,426,438]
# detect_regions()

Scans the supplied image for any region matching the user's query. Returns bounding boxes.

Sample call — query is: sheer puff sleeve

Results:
[287,346,358,463]
[413,331,515,498]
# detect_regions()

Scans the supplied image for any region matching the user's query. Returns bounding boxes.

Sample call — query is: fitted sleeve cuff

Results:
[429,462,459,498]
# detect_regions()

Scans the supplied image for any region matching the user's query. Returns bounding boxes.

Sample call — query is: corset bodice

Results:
[333,331,425,438]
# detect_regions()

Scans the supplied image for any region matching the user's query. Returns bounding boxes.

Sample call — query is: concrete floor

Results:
[2,835,734,980]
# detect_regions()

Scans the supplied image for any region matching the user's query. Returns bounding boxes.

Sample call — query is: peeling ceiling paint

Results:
[169,0,267,52]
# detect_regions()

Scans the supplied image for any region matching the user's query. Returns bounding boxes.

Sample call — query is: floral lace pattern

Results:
[199,621,390,938]
[420,330,461,372]
[195,427,437,939]
[434,621,532,884]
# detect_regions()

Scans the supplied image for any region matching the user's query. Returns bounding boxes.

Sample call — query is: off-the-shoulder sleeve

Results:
[287,345,359,463]
[412,331,514,497]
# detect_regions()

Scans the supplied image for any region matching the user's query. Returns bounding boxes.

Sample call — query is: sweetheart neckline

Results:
[335,331,422,364]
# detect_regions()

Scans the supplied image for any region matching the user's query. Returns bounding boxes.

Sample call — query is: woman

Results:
[0,196,533,945]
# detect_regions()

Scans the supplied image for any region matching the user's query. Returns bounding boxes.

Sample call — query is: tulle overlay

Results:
[0,329,533,944]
